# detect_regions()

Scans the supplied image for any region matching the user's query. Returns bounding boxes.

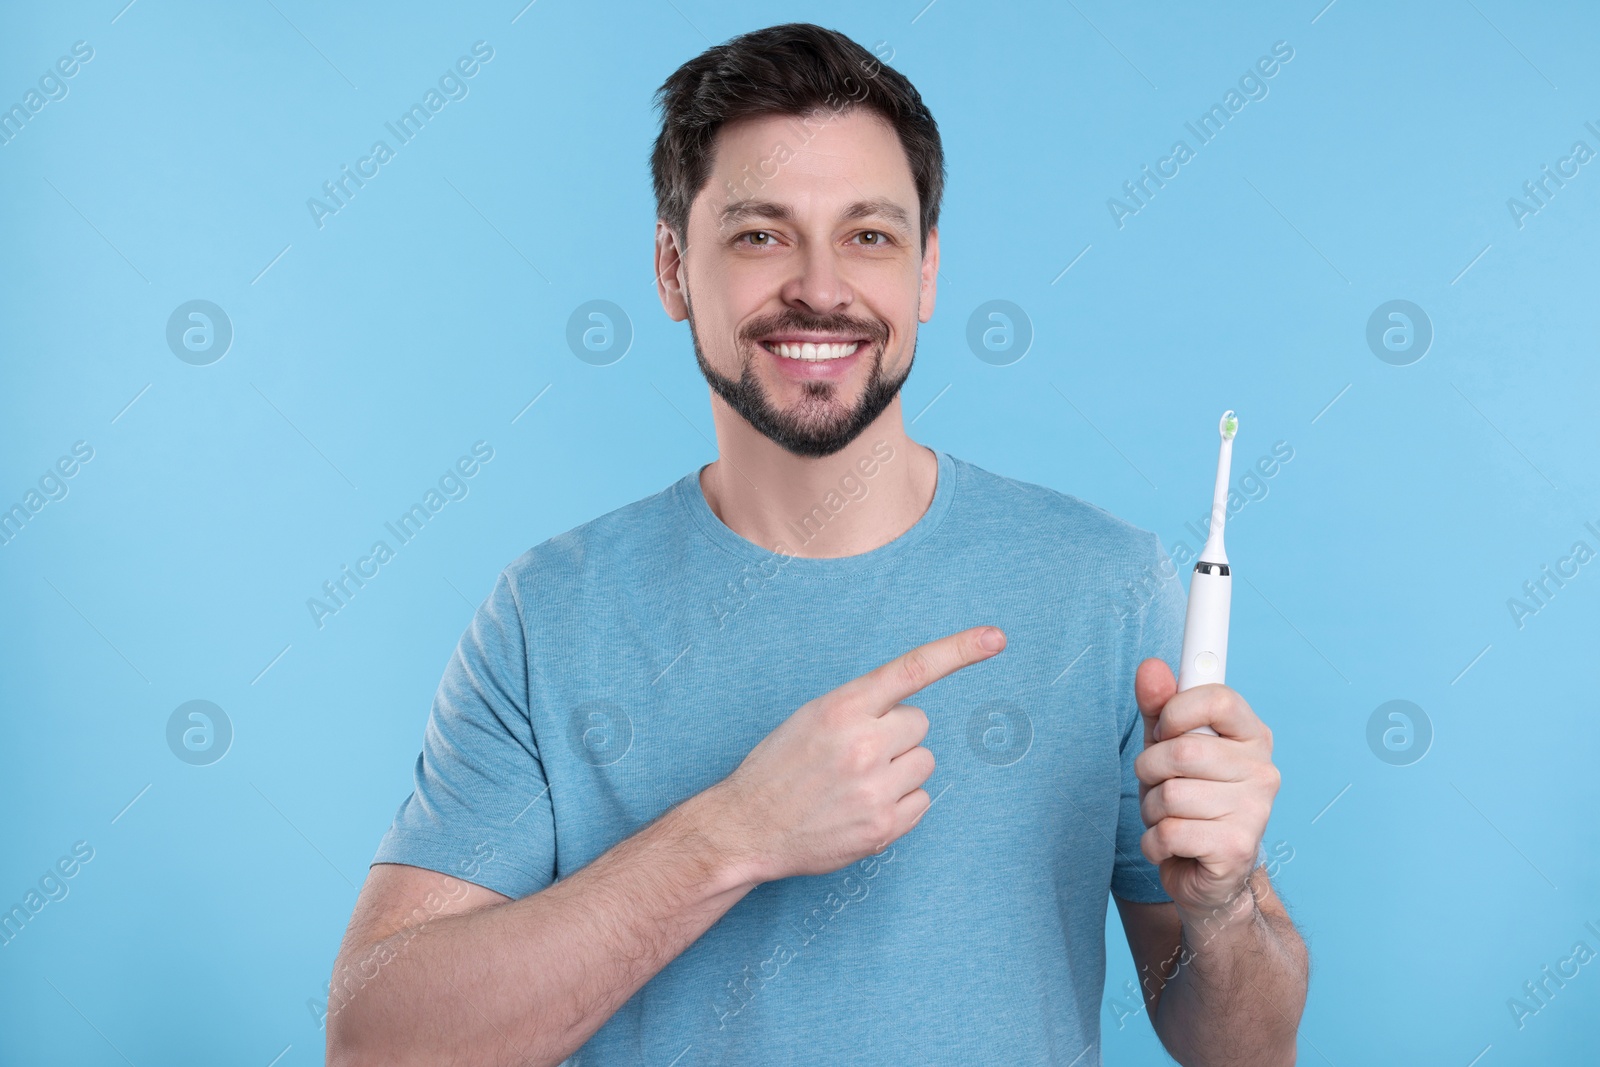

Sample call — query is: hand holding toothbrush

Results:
[1130,410,1279,923]
[1132,660,1280,924]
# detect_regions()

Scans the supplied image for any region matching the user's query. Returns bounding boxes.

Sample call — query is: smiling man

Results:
[328,22,1307,1067]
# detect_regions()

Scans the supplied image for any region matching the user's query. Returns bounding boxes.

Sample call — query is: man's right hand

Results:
[701,625,1007,885]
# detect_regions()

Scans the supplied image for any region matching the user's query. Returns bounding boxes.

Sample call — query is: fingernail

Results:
[980,627,1004,651]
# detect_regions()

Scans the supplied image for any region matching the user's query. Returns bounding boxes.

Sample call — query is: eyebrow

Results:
[718,196,913,235]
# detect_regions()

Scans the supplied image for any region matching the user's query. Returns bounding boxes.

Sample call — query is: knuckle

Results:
[899,647,934,689]
[1205,686,1232,719]
[1171,736,1205,768]
[844,734,879,774]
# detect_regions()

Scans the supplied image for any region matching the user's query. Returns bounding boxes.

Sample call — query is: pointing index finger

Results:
[842,626,1006,714]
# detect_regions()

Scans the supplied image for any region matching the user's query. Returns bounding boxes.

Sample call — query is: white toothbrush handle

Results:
[1176,563,1230,736]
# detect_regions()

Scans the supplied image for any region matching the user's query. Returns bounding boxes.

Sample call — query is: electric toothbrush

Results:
[1176,411,1237,737]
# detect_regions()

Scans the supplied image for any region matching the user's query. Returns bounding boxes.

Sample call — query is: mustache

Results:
[740,313,889,347]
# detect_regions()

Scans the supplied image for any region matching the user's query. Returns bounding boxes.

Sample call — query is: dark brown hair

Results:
[650,23,945,254]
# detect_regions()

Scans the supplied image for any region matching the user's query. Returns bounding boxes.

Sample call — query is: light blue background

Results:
[2,1,1596,1064]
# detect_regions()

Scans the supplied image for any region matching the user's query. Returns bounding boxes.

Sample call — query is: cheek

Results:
[881,293,922,362]
[685,287,737,352]
[726,270,781,316]
[697,259,766,319]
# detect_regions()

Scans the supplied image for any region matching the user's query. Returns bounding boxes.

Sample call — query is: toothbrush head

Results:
[1220,410,1238,441]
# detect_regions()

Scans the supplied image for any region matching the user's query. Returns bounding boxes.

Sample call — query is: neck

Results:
[698,394,939,559]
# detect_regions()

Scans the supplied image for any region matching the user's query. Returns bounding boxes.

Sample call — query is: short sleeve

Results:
[371,568,557,899]
[1110,533,1186,903]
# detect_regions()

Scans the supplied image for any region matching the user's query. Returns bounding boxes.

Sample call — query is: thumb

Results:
[1135,657,1177,749]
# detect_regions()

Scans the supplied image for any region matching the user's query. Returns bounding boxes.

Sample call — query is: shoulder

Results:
[496,473,690,599]
[944,452,1165,569]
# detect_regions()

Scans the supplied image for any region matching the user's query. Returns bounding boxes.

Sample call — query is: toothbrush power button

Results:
[1194,651,1218,676]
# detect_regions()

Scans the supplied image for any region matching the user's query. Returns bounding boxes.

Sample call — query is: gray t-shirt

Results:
[374,444,1184,1065]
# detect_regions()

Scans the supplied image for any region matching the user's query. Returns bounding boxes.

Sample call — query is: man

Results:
[327,22,1308,1067]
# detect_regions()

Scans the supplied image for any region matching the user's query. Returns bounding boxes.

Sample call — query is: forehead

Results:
[698,107,917,218]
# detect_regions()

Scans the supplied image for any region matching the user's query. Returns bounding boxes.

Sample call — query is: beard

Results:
[685,286,913,459]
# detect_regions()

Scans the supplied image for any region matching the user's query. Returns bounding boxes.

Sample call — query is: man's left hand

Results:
[1132,657,1280,925]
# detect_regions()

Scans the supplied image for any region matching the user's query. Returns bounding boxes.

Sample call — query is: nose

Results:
[779,243,853,316]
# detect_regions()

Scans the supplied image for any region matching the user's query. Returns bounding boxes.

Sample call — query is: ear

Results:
[917,224,939,323]
[655,220,689,322]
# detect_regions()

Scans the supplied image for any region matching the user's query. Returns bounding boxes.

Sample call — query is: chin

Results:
[692,324,911,457]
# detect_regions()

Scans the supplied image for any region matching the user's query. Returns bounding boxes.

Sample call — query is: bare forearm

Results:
[1151,866,1308,1067]
[328,788,754,1067]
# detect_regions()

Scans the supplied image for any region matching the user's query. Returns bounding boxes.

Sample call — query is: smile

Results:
[759,340,863,362]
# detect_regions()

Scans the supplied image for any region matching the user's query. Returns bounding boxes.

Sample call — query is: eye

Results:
[736,230,777,247]
[854,230,892,247]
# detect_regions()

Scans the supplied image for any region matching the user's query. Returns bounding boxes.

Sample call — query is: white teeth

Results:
[764,340,862,361]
